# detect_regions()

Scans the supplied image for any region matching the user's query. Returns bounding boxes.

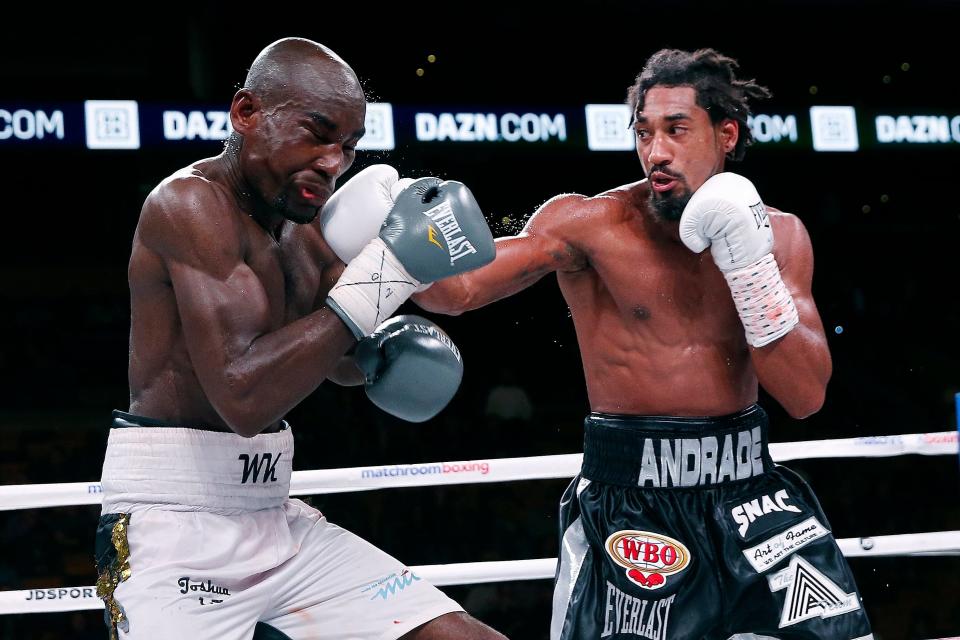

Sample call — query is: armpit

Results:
[554,242,589,272]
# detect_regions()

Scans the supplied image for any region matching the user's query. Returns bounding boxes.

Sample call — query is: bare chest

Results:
[561,231,743,339]
[239,236,290,328]
[276,228,334,321]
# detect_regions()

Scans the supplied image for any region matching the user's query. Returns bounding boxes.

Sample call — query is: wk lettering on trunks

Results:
[238,452,282,484]
[601,581,675,639]
[637,427,764,487]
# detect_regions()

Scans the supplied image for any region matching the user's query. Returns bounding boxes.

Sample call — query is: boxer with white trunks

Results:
[95,36,503,640]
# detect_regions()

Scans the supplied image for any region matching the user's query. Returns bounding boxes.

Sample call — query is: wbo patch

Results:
[605,530,691,590]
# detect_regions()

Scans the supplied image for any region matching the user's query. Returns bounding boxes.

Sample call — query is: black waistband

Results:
[111,410,288,432]
[582,404,774,488]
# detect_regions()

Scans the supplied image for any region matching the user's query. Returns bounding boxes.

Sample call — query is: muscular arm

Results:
[751,214,832,419]
[141,178,355,436]
[293,223,365,387]
[414,194,589,314]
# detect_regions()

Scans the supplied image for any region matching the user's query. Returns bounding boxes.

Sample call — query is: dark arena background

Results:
[1,2,958,638]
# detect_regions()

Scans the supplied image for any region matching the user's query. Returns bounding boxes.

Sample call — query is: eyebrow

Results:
[307,112,337,129]
[634,112,692,125]
[306,112,365,140]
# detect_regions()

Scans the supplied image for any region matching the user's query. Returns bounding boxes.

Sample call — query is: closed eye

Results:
[306,127,330,143]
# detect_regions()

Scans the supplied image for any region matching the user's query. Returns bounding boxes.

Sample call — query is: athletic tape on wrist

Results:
[724,253,799,348]
[327,238,421,338]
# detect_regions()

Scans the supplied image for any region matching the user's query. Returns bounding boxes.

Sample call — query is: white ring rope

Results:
[0,431,956,511]
[4,527,960,616]
[0,429,957,617]
[0,559,562,616]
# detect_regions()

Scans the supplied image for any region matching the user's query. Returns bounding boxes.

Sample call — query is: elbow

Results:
[781,354,831,420]
[221,402,269,438]
[783,387,826,420]
[217,370,272,437]
[226,417,264,438]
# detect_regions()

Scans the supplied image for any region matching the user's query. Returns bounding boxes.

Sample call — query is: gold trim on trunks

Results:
[96,513,131,639]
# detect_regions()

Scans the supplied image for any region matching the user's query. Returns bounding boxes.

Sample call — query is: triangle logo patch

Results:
[767,555,861,628]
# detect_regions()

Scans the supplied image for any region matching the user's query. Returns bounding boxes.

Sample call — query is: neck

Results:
[651,214,683,243]
[218,142,285,241]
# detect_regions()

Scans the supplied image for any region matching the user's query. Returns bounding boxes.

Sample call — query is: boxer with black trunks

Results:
[415,48,873,639]
[94,37,505,640]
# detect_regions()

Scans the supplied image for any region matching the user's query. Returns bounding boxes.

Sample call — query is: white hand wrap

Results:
[326,238,422,339]
[724,253,799,348]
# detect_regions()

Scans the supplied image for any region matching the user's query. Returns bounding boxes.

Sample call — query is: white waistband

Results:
[100,426,294,514]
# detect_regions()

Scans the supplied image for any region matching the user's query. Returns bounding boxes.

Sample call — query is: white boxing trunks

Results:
[95,411,462,640]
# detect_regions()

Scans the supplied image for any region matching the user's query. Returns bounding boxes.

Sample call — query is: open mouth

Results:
[298,185,330,205]
[650,172,679,194]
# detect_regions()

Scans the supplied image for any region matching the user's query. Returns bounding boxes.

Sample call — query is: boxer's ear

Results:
[718,119,738,156]
[230,89,261,136]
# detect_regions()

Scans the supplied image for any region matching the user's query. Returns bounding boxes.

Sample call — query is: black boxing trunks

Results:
[550,405,872,640]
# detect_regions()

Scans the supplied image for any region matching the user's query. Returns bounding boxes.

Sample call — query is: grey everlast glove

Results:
[326,176,495,339]
[354,315,464,423]
[380,177,495,283]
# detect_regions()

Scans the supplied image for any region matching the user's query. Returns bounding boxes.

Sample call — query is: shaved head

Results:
[225,37,367,226]
[244,37,363,107]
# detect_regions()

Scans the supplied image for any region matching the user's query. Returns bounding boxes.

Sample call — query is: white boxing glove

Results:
[320,164,415,262]
[679,172,798,348]
[678,172,773,271]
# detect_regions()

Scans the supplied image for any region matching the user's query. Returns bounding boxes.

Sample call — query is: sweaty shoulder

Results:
[528,183,637,236]
[597,180,649,220]
[137,167,244,272]
[517,184,642,273]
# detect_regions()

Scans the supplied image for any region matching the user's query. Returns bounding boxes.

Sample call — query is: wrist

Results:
[326,238,421,338]
[723,253,799,348]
